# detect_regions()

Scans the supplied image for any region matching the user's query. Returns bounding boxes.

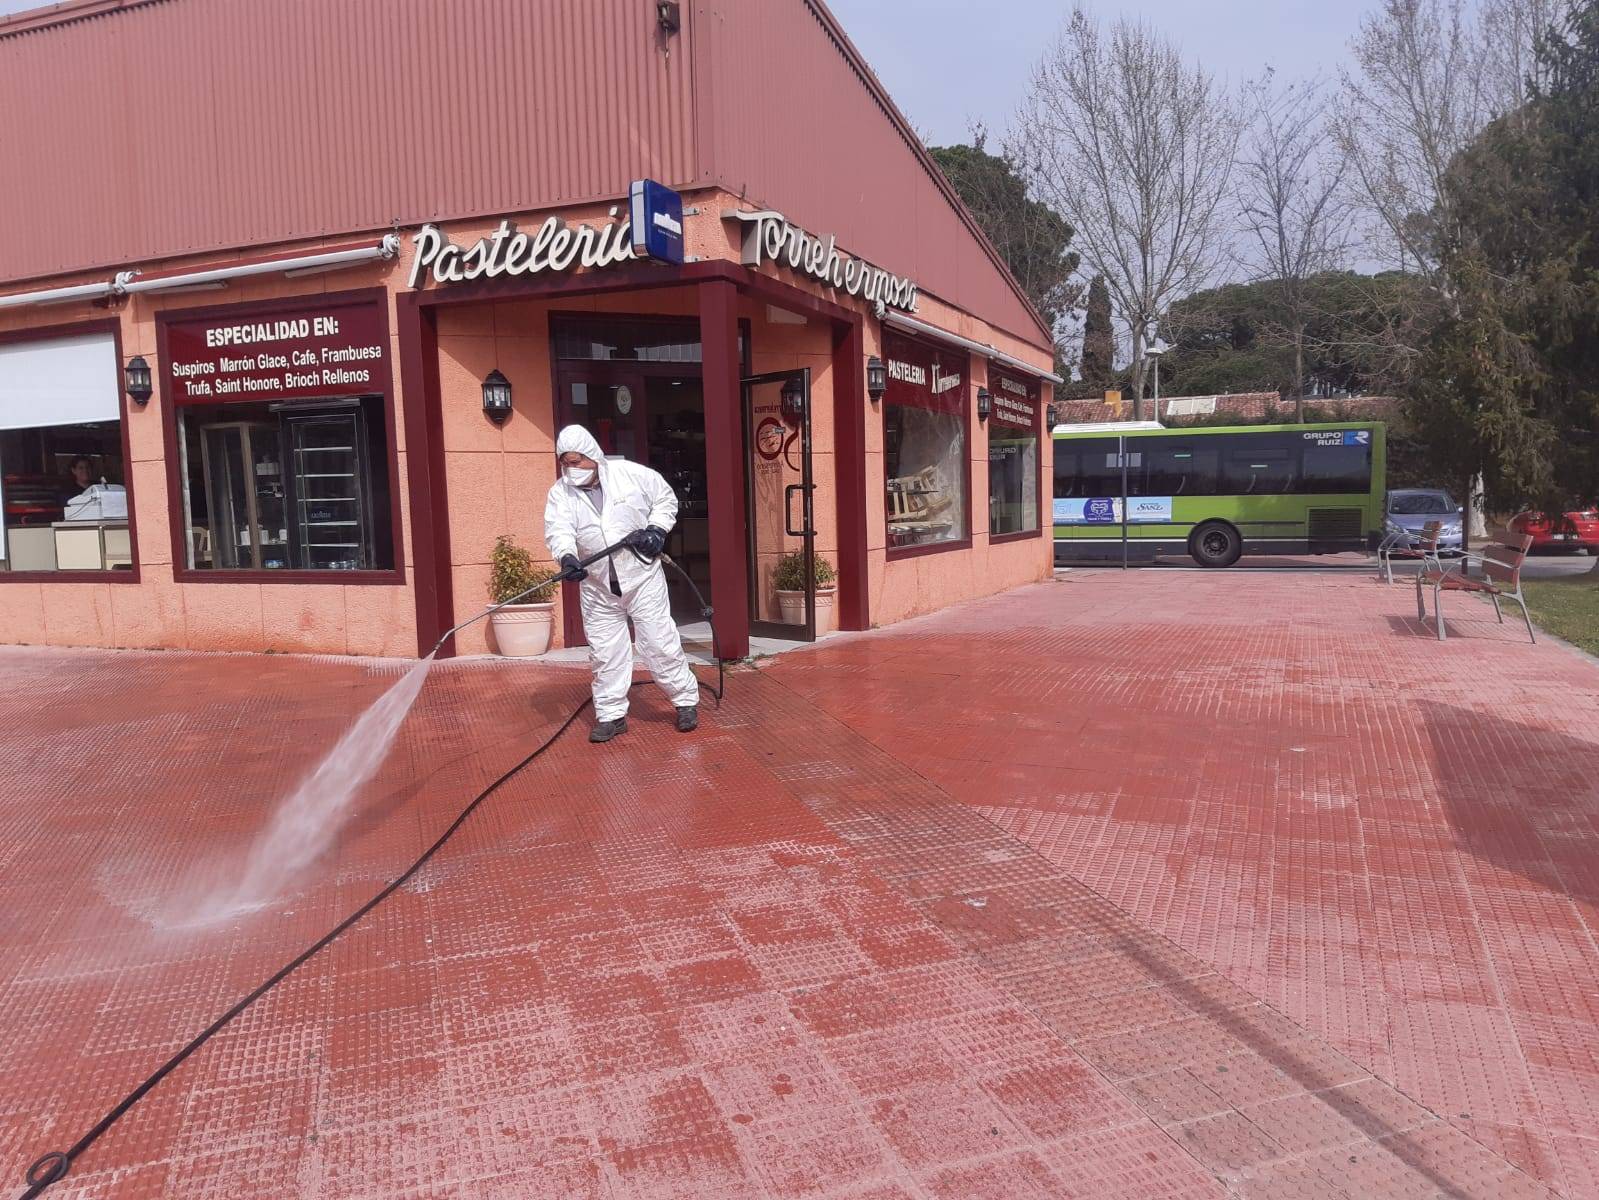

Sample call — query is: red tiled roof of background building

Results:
[1050,392,1401,426]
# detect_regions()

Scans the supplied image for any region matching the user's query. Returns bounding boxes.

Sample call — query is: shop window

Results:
[987,369,1041,537]
[552,317,747,364]
[0,331,134,575]
[883,332,968,552]
[178,398,393,572]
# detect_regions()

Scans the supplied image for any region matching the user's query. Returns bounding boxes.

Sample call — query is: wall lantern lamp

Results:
[976,387,992,422]
[125,356,153,405]
[656,1,681,33]
[866,355,887,403]
[481,369,513,425]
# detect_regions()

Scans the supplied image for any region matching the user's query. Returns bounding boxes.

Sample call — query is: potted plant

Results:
[772,551,838,635]
[487,535,561,656]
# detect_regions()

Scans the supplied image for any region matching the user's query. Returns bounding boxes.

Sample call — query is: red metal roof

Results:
[0,0,1051,350]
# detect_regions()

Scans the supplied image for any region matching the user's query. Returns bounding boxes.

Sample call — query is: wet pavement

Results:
[1,567,1595,1198]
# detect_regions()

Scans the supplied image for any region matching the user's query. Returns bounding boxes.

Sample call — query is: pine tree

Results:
[1408,0,1599,556]
[1079,275,1115,391]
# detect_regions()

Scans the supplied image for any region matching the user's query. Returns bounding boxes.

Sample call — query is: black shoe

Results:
[589,718,627,743]
[675,705,699,733]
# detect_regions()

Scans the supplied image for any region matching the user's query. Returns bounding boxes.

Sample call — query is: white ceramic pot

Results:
[775,587,837,635]
[488,602,555,656]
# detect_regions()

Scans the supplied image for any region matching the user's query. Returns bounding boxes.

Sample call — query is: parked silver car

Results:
[1385,488,1464,553]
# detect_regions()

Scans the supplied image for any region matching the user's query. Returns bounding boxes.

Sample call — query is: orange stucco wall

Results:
[0,187,1054,656]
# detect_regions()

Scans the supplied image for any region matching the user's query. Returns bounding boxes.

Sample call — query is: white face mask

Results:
[563,464,596,487]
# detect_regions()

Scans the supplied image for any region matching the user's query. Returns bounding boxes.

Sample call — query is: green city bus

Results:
[1052,421,1387,567]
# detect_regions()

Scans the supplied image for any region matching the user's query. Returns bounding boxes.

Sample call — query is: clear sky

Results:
[825,0,1371,145]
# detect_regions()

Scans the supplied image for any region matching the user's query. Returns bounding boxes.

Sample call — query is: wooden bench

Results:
[1416,533,1536,642]
[1377,519,1443,583]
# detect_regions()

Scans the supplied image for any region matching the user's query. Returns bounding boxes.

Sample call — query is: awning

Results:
[881,309,1063,385]
[0,332,121,430]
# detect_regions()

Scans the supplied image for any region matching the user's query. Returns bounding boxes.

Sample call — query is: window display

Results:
[987,368,1041,537]
[882,331,968,552]
[162,296,396,576]
[0,330,133,574]
[180,399,391,572]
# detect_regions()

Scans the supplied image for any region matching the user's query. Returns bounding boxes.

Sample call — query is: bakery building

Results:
[0,0,1056,660]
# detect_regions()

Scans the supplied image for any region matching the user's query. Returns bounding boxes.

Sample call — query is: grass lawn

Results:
[1523,574,1599,655]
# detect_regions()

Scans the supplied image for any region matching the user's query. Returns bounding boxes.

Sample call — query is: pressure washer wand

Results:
[425,538,631,658]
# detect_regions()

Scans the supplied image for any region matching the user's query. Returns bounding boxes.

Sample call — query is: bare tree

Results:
[1236,72,1353,414]
[1012,6,1241,412]
[1477,0,1563,116]
[1335,0,1562,535]
[1334,0,1558,283]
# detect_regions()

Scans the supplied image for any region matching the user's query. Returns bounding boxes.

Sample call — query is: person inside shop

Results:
[544,424,701,743]
[58,456,94,508]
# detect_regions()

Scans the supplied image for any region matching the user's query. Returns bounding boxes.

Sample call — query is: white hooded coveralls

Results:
[544,425,699,722]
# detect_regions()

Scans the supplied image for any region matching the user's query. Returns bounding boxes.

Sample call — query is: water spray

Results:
[15,537,723,1198]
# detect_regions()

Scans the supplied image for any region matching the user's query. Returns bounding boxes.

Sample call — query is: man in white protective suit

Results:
[544,424,701,742]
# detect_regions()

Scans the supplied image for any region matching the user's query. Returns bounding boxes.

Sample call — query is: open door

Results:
[743,368,815,641]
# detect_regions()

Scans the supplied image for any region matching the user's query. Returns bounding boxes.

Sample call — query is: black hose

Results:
[15,551,726,1197]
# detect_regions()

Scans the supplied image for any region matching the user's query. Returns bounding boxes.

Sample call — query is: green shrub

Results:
[772,551,837,592]
[488,535,560,605]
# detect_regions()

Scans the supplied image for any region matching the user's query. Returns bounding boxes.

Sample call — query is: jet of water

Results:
[160,656,435,929]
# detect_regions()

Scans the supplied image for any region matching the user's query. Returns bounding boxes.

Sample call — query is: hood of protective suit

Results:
[556,424,606,465]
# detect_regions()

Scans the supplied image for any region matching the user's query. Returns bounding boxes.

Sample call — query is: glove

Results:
[559,554,587,582]
[625,526,667,557]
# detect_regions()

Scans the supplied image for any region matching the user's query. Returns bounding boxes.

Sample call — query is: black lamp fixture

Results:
[866,355,887,403]
[481,368,512,425]
[780,375,806,422]
[656,1,681,33]
[976,387,992,422]
[125,356,153,405]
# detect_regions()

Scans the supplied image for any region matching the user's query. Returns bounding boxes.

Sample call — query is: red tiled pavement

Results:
[0,567,1592,1197]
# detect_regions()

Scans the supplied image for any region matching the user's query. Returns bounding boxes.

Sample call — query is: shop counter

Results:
[53,520,132,571]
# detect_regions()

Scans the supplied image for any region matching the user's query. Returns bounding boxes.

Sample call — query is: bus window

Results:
[1053,446,1080,497]
[1301,438,1372,494]
[1140,444,1220,496]
[1221,433,1298,494]
[1055,437,1120,498]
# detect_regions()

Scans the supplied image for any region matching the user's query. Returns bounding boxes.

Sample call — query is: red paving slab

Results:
[0,567,1591,1197]
[776,569,1599,1197]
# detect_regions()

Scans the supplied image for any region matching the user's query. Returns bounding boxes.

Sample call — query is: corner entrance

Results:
[552,317,715,649]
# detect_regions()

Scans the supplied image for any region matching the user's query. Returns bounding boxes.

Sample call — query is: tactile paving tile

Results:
[0,568,1588,1197]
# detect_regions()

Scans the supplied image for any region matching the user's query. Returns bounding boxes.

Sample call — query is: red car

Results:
[1510,508,1599,553]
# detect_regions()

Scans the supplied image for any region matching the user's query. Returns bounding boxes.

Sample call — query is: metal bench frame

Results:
[1377,520,1444,584]
[1415,533,1536,642]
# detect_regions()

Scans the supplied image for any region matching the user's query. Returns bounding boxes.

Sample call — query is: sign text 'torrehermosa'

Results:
[725,209,918,315]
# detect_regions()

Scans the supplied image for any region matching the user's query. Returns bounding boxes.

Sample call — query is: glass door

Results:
[558,364,649,463]
[200,421,279,569]
[743,368,814,641]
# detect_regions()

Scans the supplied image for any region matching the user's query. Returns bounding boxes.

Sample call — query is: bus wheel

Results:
[1190,522,1242,568]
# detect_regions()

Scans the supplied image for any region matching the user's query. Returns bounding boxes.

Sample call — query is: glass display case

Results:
[195,405,377,571]
[200,421,288,569]
[283,405,375,571]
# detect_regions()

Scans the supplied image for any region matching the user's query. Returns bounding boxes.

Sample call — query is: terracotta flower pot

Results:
[488,602,555,656]
[775,587,836,635]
